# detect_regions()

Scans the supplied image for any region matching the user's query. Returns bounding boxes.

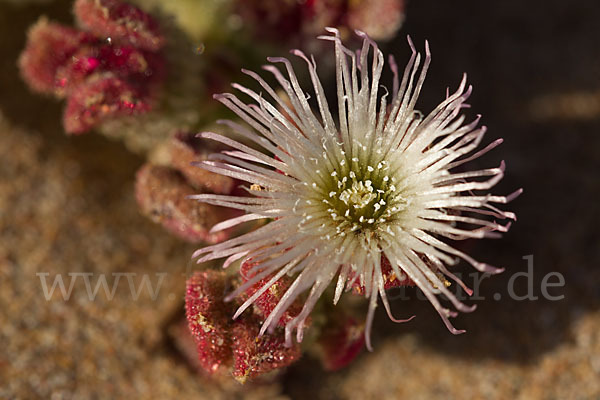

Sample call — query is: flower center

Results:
[313,155,407,239]
[339,180,377,210]
[327,172,388,231]
[298,146,410,242]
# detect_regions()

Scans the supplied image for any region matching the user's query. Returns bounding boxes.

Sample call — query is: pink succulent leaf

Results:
[135,164,236,244]
[231,316,301,383]
[74,0,165,52]
[185,270,233,375]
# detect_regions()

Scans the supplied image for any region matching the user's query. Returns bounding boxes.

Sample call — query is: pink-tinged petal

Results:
[351,255,415,295]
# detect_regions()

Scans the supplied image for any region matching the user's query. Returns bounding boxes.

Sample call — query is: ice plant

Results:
[235,0,405,45]
[74,0,165,52]
[18,0,165,135]
[135,164,236,243]
[191,28,521,350]
[185,270,301,380]
[318,312,365,371]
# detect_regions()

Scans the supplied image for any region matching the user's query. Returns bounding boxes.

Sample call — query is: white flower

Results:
[191,28,521,350]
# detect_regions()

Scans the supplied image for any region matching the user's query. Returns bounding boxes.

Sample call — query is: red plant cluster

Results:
[239,258,368,372]
[185,270,302,383]
[235,0,404,44]
[239,259,306,328]
[184,255,418,381]
[134,132,240,244]
[19,0,165,134]
[318,313,365,371]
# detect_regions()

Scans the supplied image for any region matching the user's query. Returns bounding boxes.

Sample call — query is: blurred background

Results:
[0,0,598,398]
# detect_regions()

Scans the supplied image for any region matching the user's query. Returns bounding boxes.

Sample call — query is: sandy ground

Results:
[0,0,599,399]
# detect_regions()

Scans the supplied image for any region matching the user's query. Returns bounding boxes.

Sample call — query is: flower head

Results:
[192,28,521,350]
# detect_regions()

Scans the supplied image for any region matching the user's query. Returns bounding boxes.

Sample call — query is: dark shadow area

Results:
[389,0,600,363]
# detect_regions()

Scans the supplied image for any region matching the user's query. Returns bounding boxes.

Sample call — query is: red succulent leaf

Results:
[240,259,306,328]
[185,271,233,374]
[19,5,167,135]
[318,314,365,371]
[231,316,301,383]
[98,44,162,80]
[169,132,236,194]
[134,164,237,243]
[58,44,164,90]
[74,0,165,52]
[234,0,304,41]
[347,0,405,41]
[63,74,151,134]
[54,45,103,94]
[19,18,95,95]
